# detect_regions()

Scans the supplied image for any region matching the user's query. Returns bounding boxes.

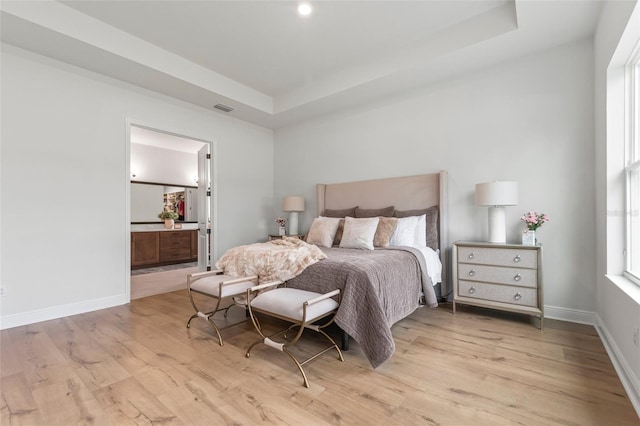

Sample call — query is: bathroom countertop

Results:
[131,225,199,232]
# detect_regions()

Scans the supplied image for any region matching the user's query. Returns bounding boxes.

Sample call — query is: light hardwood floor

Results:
[1,290,638,425]
[130,267,198,300]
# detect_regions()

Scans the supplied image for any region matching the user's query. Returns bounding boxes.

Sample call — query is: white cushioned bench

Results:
[245,281,343,388]
[186,270,258,346]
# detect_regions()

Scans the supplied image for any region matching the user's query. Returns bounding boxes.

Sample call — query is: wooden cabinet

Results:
[159,231,192,263]
[452,241,543,329]
[131,232,160,267]
[131,230,198,269]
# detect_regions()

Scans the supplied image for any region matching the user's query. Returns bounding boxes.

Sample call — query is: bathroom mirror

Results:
[131,181,198,223]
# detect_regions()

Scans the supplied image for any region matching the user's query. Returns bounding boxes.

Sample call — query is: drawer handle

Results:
[514,255,521,263]
[468,286,476,294]
[468,252,475,260]
[468,269,476,277]
[514,292,522,301]
[514,273,522,282]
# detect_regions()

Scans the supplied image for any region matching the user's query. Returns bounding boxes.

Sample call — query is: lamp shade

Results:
[283,196,305,212]
[475,181,518,206]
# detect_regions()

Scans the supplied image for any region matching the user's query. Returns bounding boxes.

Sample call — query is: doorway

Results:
[127,122,215,300]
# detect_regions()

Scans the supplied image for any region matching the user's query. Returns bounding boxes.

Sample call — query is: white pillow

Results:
[306,217,341,248]
[414,214,427,247]
[389,216,419,247]
[339,217,380,250]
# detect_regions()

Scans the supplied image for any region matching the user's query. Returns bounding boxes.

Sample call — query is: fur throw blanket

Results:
[215,236,327,283]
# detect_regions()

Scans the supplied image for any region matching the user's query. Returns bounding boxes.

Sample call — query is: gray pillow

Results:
[355,206,395,218]
[394,206,439,250]
[323,207,357,218]
[333,218,346,246]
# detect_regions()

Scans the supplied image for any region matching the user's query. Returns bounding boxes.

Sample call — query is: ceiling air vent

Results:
[213,103,234,113]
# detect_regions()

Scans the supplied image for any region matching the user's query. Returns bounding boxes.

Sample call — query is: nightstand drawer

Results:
[457,246,537,269]
[458,280,537,307]
[458,264,537,288]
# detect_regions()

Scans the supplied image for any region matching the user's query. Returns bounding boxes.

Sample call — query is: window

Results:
[626,41,640,285]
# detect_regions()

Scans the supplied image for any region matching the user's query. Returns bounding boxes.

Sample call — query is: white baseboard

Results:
[0,294,128,330]
[544,304,596,325]
[594,313,640,418]
[544,305,639,416]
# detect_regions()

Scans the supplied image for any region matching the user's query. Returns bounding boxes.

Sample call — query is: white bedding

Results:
[409,245,442,286]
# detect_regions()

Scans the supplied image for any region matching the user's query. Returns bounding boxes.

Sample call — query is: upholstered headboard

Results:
[316,171,449,296]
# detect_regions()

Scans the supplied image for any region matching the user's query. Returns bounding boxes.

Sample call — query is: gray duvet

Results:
[285,246,438,368]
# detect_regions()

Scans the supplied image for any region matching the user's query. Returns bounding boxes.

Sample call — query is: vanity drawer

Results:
[160,232,191,248]
[457,246,537,269]
[159,231,195,262]
[160,247,191,262]
[457,264,537,288]
[458,280,538,307]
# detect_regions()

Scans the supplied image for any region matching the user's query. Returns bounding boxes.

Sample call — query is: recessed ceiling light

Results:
[298,3,312,16]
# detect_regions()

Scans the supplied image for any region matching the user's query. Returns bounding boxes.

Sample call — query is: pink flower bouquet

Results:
[520,211,549,231]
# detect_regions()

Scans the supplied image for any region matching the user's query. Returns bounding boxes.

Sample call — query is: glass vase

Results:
[522,229,536,245]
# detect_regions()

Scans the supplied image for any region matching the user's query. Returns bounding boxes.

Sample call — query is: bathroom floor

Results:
[131,261,198,276]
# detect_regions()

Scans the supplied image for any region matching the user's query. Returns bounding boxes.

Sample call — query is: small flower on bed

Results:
[275,217,286,227]
[520,211,549,231]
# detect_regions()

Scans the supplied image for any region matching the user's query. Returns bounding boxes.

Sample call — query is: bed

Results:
[286,171,448,368]
[315,170,447,296]
[216,171,448,368]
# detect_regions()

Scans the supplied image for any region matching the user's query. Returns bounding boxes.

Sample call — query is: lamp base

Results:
[288,212,299,235]
[487,206,507,243]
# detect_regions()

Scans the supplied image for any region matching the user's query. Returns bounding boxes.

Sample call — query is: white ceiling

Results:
[1,0,603,129]
[61,0,507,97]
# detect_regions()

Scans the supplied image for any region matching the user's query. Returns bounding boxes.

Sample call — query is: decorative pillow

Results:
[339,217,380,250]
[355,206,395,218]
[394,206,439,250]
[389,216,419,247]
[373,217,398,248]
[306,217,341,248]
[323,207,357,218]
[322,208,356,246]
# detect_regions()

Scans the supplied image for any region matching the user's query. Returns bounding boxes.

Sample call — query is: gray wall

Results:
[0,44,274,327]
[274,39,596,314]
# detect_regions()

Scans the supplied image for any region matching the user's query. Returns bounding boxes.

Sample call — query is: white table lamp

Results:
[283,196,305,235]
[475,181,518,243]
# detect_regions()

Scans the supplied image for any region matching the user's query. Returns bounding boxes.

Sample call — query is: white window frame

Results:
[624,41,640,286]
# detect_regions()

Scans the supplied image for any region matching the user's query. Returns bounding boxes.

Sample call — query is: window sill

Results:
[605,274,640,305]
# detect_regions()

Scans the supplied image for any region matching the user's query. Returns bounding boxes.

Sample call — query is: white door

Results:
[197,144,211,271]
[184,188,198,222]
